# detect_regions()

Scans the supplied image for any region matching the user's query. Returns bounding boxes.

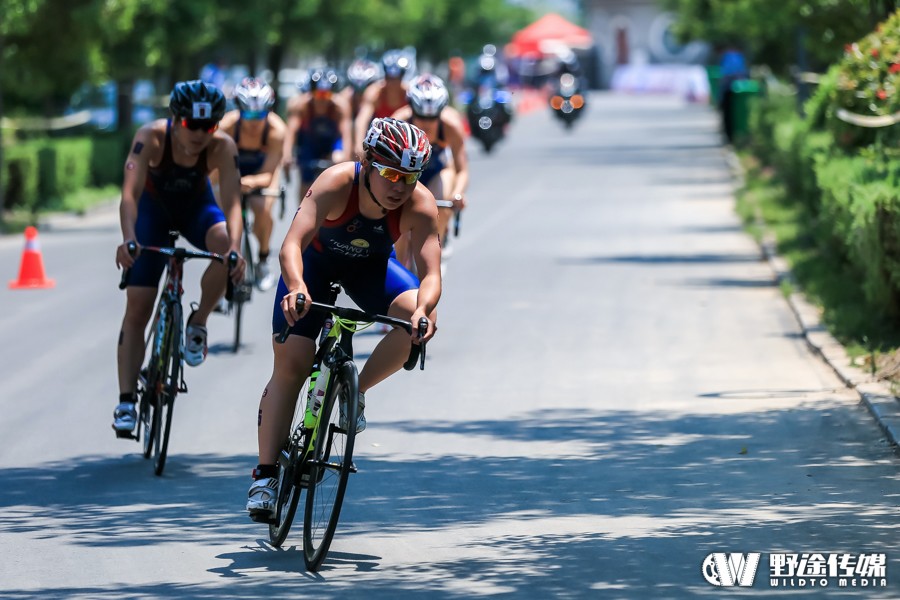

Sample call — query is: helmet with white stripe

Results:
[362,117,432,173]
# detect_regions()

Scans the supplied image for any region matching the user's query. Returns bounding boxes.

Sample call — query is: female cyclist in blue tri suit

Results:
[218,77,286,291]
[391,74,469,267]
[247,118,441,520]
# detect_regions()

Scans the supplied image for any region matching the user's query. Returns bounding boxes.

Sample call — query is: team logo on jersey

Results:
[350,239,370,249]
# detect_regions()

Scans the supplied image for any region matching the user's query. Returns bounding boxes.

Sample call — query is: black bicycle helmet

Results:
[169,80,226,121]
[308,67,340,92]
[382,49,412,79]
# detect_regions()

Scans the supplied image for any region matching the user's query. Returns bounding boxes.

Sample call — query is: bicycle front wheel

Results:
[153,302,181,476]
[303,362,358,571]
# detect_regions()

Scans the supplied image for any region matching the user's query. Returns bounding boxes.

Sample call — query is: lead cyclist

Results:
[247,118,441,521]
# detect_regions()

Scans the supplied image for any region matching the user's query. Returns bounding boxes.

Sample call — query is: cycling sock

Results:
[119,392,136,404]
[258,251,269,263]
[253,464,278,480]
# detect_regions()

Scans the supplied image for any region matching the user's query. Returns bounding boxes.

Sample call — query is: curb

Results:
[724,148,900,450]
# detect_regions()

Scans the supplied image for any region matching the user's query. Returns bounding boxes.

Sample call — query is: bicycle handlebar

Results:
[118,241,138,289]
[245,187,285,199]
[244,186,287,220]
[118,243,227,290]
[275,296,428,371]
[434,200,462,237]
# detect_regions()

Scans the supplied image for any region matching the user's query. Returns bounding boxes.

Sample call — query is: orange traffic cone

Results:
[9,226,55,289]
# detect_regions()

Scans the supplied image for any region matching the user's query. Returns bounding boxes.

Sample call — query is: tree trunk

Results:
[0,30,5,219]
[267,42,285,113]
[117,79,134,132]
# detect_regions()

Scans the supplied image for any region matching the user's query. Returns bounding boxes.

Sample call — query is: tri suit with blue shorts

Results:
[418,119,446,188]
[296,102,342,183]
[273,162,420,340]
[129,120,226,287]
[234,117,270,176]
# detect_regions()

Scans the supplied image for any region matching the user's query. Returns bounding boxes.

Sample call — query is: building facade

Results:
[582,0,709,87]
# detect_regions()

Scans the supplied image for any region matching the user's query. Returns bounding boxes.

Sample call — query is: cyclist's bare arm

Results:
[242,114,286,191]
[282,95,304,169]
[279,164,355,324]
[444,108,469,207]
[353,83,382,156]
[333,95,354,163]
[389,105,414,121]
[405,187,442,342]
[207,134,244,252]
[207,112,240,188]
[117,123,163,268]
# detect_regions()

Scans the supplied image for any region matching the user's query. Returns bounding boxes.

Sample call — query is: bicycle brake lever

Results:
[417,317,428,370]
[225,251,238,302]
[275,293,306,344]
[119,241,137,290]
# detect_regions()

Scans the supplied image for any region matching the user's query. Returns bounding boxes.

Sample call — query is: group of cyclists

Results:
[110,48,472,523]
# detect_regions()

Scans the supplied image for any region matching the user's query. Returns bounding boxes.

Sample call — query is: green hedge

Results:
[39,138,93,208]
[749,81,900,321]
[2,129,131,213]
[2,143,41,211]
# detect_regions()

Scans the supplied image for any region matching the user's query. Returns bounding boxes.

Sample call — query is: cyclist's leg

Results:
[249,192,276,259]
[250,269,330,516]
[344,257,431,393]
[115,195,169,431]
[248,191,278,290]
[181,186,228,330]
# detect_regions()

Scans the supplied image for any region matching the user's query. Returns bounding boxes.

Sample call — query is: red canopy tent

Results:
[505,13,593,57]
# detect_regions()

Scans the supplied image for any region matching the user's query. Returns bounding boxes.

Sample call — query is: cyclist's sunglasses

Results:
[180,118,218,133]
[372,161,421,185]
[240,109,268,120]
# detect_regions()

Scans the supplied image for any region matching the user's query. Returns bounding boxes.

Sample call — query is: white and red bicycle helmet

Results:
[362,117,432,173]
[407,74,449,118]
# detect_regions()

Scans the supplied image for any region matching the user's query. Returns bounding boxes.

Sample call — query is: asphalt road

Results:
[1,93,898,599]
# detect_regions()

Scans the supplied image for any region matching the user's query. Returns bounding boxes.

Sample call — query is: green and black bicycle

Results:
[264,288,427,571]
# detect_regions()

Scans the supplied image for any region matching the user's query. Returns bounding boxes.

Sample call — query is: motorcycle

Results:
[550,73,585,130]
[463,85,512,153]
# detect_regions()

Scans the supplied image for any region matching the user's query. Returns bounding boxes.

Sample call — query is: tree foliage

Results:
[659,0,896,73]
[1,0,535,115]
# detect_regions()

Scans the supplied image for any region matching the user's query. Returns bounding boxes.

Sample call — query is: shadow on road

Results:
[2,397,899,598]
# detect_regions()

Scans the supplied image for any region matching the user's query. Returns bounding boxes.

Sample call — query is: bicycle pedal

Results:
[115,430,138,440]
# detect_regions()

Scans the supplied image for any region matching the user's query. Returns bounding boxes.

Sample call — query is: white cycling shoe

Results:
[247,477,278,520]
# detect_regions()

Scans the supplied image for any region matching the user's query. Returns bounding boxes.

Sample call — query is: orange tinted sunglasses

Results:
[372,161,420,185]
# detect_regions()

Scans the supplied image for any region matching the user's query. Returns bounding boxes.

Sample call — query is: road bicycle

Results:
[263,288,427,571]
[118,236,236,475]
[229,186,285,353]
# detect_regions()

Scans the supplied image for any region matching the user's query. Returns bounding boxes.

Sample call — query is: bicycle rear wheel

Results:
[303,363,358,571]
[269,373,314,545]
[268,442,301,546]
[153,303,181,476]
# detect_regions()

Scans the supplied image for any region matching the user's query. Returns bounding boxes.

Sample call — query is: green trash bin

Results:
[730,79,760,141]
[705,65,721,107]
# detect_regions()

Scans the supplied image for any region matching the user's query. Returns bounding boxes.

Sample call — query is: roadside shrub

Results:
[37,138,93,209]
[2,143,41,211]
